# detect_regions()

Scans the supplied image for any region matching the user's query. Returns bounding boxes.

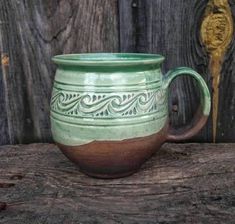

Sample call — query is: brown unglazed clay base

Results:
[57,124,168,179]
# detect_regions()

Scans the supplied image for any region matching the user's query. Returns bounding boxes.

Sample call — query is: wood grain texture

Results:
[0,9,11,145]
[119,0,235,142]
[0,0,119,144]
[0,143,234,223]
[0,56,10,145]
[0,0,235,144]
[201,0,234,142]
[217,0,235,142]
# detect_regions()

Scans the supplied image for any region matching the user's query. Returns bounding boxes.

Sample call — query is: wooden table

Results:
[0,143,234,223]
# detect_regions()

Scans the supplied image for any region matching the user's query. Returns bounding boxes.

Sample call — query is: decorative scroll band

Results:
[51,88,167,118]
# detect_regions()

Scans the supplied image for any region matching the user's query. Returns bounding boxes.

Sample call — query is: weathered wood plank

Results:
[0,143,234,223]
[0,0,235,144]
[0,4,14,145]
[0,55,10,145]
[119,0,235,142]
[217,0,235,142]
[0,0,119,144]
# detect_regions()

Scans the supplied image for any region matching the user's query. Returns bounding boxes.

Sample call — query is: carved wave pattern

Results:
[51,88,167,118]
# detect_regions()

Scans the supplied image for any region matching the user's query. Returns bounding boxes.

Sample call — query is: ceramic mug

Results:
[51,53,211,178]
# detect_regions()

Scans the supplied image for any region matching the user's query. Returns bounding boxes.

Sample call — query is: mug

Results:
[50,53,211,178]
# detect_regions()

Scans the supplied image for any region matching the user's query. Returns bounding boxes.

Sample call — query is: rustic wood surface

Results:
[0,0,235,145]
[0,143,234,223]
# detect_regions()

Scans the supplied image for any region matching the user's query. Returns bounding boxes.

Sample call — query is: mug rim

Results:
[52,53,165,66]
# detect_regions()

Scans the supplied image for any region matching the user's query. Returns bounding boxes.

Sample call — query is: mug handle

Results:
[163,67,211,141]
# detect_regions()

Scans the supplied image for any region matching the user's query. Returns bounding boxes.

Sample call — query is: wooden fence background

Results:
[0,0,234,145]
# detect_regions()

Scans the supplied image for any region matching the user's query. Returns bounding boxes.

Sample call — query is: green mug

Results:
[51,53,211,178]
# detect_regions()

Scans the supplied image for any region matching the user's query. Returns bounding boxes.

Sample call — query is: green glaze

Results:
[50,53,211,146]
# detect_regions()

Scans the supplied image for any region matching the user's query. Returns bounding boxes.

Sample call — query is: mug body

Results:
[50,53,169,178]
